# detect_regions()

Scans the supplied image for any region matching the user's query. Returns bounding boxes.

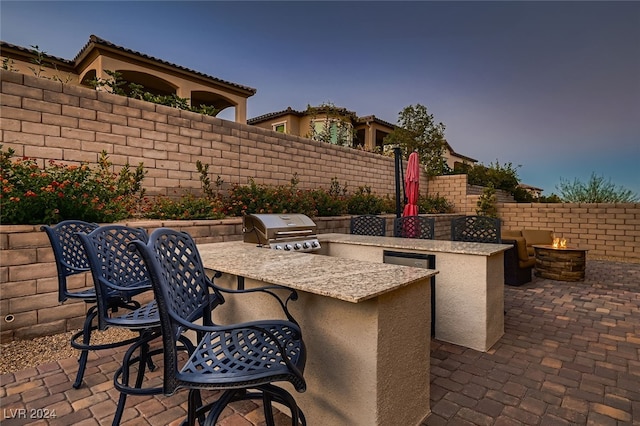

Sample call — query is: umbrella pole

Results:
[393,146,402,218]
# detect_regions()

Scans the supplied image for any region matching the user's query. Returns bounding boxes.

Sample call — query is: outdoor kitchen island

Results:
[316,233,511,352]
[197,240,437,426]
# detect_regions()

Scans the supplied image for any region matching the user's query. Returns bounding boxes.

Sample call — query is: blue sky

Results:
[1,1,639,196]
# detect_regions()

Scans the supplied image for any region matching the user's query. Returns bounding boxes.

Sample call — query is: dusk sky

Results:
[1,1,638,196]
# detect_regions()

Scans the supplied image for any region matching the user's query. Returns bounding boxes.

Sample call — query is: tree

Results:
[556,173,639,203]
[384,104,449,176]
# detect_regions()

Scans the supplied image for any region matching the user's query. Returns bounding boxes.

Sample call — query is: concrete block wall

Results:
[428,175,513,215]
[2,205,639,342]
[0,216,399,342]
[0,213,462,342]
[2,69,639,343]
[427,175,470,212]
[499,203,640,260]
[0,69,429,198]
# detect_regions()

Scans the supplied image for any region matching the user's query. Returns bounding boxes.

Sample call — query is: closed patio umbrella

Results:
[402,151,420,217]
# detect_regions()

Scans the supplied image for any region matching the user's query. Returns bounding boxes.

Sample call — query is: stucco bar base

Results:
[212,273,431,426]
[318,233,508,352]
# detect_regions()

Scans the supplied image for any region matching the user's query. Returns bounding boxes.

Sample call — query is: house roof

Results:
[247,107,305,124]
[74,35,256,96]
[356,115,397,129]
[1,36,256,96]
[0,41,75,69]
[444,140,477,163]
[518,183,544,192]
[247,108,396,129]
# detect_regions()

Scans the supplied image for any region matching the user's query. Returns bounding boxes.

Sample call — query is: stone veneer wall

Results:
[0,69,430,198]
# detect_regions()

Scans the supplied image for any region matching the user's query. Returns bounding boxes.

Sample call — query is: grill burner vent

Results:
[243,213,320,252]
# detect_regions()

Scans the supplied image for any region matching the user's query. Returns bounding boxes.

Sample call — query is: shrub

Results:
[455,161,535,202]
[0,147,455,224]
[223,177,316,217]
[347,186,387,215]
[142,192,225,220]
[417,193,455,214]
[224,179,285,217]
[310,189,347,216]
[0,146,145,225]
[223,177,395,218]
[476,184,499,218]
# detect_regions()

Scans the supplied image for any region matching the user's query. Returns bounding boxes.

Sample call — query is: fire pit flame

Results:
[552,237,567,249]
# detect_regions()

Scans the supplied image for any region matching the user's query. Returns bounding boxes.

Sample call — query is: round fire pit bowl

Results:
[533,245,588,282]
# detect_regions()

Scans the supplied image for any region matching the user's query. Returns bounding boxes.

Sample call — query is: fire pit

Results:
[533,241,588,282]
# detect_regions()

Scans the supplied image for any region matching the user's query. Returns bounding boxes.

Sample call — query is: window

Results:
[273,122,286,133]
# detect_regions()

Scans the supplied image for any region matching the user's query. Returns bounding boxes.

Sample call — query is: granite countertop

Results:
[319,233,512,256]
[197,241,437,303]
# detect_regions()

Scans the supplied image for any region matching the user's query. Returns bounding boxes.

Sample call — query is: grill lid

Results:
[243,213,320,252]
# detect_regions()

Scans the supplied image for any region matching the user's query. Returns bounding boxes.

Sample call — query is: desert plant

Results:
[556,173,638,203]
[28,45,48,78]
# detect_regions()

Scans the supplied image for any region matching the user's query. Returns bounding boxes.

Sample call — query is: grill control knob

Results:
[275,245,283,250]
[311,241,320,248]
[303,242,310,249]
[284,244,293,251]
[294,243,302,250]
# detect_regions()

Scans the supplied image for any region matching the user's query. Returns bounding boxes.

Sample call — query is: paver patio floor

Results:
[1,259,639,425]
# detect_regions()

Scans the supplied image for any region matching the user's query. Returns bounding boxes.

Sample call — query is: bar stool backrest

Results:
[350,215,386,236]
[77,225,151,330]
[451,216,501,243]
[130,228,224,394]
[41,220,99,302]
[394,216,435,239]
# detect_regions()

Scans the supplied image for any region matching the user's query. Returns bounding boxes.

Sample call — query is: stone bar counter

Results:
[316,233,512,352]
[198,240,437,426]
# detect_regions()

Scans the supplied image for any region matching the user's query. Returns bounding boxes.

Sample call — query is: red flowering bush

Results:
[0,146,454,225]
[141,192,225,220]
[0,146,145,225]
[224,176,391,218]
[223,179,310,217]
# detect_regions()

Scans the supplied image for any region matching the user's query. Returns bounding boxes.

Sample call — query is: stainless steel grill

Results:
[243,213,321,252]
